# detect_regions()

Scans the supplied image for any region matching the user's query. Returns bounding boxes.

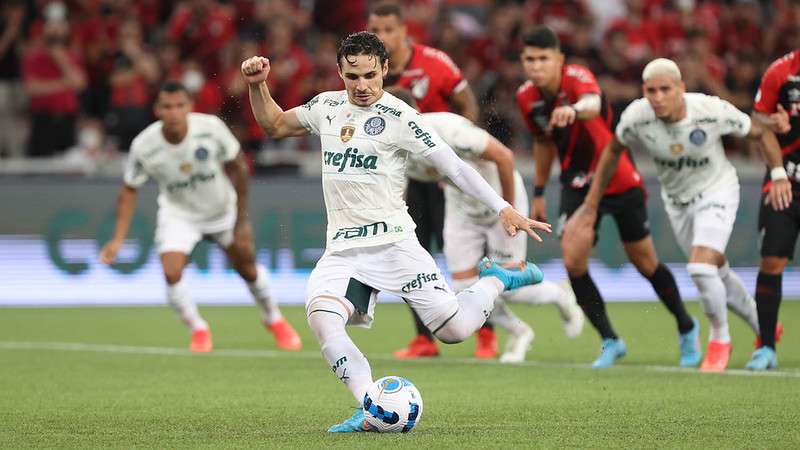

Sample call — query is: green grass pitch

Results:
[1,301,798,448]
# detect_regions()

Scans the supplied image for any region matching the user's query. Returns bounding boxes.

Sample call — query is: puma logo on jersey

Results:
[323,147,378,172]
[326,115,335,125]
[407,121,436,148]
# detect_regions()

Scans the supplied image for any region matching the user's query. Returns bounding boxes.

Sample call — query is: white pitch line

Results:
[1,340,799,379]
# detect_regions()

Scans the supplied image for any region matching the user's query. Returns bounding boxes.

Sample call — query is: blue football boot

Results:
[478,257,544,290]
[327,408,368,433]
[678,317,702,367]
[592,338,627,368]
[745,346,778,371]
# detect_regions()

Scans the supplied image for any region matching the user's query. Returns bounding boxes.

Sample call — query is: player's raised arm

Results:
[99,184,138,265]
[449,84,479,123]
[242,56,309,139]
[224,152,250,229]
[531,135,557,222]
[749,116,793,210]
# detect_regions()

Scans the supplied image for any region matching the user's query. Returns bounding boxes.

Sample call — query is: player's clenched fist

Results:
[241,56,271,85]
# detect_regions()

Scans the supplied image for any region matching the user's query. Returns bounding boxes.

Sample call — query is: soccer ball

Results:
[362,376,423,433]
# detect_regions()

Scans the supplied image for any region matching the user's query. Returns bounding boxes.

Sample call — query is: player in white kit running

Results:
[389,87,584,363]
[565,59,791,372]
[242,32,550,432]
[99,82,303,353]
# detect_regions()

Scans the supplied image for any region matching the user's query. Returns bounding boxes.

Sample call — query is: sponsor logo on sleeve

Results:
[407,121,436,148]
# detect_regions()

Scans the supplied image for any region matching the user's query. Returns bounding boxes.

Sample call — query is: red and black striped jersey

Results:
[754,50,800,190]
[385,43,466,114]
[516,64,643,195]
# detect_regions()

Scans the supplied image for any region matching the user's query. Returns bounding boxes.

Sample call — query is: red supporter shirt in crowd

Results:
[385,43,466,113]
[516,63,643,195]
[22,48,84,114]
[754,50,800,191]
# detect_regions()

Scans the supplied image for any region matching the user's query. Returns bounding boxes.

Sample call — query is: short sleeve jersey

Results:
[385,43,467,113]
[753,50,800,191]
[516,63,643,195]
[294,90,452,252]
[616,93,750,202]
[124,113,240,223]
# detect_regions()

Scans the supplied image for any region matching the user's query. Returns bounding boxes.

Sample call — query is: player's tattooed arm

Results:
[753,106,791,135]
[241,56,309,138]
[99,185,138,265]
[749,116,793,211]
[224,153,250,229]
[450,84,479,123]
[531,136,557,222]
[479,136,516,206]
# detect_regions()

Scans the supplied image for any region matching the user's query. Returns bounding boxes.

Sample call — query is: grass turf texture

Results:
[1,302,799,448]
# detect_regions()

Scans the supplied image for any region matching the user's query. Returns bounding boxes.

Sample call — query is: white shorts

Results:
[443,186,528,273]
[155,210,236,254]
[663,184,739,256]
[305,238,458,331]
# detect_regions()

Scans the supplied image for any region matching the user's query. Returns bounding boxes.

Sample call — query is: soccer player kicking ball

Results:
[389,86,584,363]
[746,49,799,371]
[99,82,302,353]
[517,27,698,368]
[242,31,550,432]
[565,58,790,372]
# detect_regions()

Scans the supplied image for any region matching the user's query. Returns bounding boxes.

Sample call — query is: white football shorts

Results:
[305,238,458,332]
[443,186,529,273]
[154,209,236,254]
[662,183,739,256]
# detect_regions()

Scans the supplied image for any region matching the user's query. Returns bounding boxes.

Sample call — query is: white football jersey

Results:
[407,112,524,225]
[295,90,450,252]
[124,113,240,225]
[616,93,750,203]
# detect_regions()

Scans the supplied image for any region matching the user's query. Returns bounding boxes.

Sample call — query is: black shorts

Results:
[558,186,650,244]
[405,178,444,252]
[758,193,800,259]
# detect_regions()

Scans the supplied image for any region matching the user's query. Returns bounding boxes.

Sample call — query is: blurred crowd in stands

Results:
[0,0,797,173]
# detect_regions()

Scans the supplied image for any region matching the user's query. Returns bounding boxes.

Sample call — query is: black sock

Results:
[569,272,617,340]
[412,308,434,339]
[646,264,694,334]
[755,272,782,349]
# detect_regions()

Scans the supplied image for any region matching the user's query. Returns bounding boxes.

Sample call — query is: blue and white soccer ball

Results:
[362,376,423,433]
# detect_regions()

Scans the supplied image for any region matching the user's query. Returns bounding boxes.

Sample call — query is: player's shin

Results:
[308,307,373,403]
[718,263,759,333]
[645,264,694,334]
[166,279,208,331]
[247,264,283,325]
[755,272,782,349]
[687,263,730,342]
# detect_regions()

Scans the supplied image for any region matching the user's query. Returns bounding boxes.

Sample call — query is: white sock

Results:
[247,265,283,325]
[501,280,572,319]
[308,304,372,403]
[687,263,730,343]
[166,279,208,331]
[718,263,759,334]
[435,277,501,343]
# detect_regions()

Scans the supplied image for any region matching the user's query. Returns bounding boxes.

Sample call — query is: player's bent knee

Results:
[433,321,471,344]
[306,295,351,342]
[163,268,183,285]
[760,257,788,275]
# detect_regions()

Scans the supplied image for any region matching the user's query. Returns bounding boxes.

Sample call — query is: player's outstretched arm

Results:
[548,94,601,129]
[531,136,557,222]
[241,56,309,139]
[480,136,516,206]
[749,116,792,210]
[426,147,551,241]
[563,137,624,243]
[99,185,138,265]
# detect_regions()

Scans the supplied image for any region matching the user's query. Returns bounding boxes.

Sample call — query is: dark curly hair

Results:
[336,31,388,68]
